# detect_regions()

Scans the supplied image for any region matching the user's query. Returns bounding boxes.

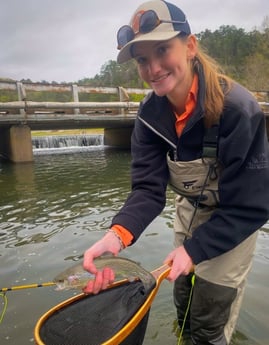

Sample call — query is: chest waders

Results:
[168,126,258,345]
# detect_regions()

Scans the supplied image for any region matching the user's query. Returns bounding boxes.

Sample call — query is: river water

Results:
[0,139,268,345]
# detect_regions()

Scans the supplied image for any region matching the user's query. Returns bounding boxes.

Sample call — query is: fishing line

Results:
[177,274,195,345]
[0,293,8,324]
[0,282,56,325]
[176,162,215,342]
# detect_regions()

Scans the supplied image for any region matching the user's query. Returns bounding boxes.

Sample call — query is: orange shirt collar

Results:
[175,74,199,136]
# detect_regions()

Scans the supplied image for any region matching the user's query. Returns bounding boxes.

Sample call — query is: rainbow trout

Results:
[54,256,155,292]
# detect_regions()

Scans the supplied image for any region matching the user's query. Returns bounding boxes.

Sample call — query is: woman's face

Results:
[132,35,197,100]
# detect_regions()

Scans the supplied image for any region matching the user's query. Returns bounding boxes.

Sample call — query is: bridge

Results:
[0,81,268,163]
[0,81,151,162]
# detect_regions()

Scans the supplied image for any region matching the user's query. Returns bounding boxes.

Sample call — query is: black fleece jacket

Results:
[111,71,269,265]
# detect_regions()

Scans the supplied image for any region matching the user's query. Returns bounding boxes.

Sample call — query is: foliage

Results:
[78,60,144,89]
[196,23,269,90]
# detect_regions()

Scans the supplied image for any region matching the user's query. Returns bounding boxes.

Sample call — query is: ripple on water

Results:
[0,149,268,345]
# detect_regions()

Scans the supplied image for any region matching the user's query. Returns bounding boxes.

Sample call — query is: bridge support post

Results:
[104,127,133,148]
[0,125,33,163]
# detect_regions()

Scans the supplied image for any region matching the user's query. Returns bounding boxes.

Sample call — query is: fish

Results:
[53,256,156,292]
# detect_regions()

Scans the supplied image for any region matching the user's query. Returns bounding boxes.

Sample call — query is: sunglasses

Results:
[117,9,187,50]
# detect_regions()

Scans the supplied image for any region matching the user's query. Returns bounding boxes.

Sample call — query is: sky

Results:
[0,0,267,83]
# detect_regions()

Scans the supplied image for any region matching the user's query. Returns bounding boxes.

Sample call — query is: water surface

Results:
[0,146,268,345]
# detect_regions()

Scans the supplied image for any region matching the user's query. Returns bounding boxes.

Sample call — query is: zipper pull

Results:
[173,149,177,161]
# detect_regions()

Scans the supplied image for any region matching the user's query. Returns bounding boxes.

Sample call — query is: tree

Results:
[243,53,269,90]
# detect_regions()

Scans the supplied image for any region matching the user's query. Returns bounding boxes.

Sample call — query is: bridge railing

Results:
[0,100,141,115]
[0,80,268,116]
[0,81,151,116]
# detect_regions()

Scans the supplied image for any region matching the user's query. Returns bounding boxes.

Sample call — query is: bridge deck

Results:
[0,113,137,130]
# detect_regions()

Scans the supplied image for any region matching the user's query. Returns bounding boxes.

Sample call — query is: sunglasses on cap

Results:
[117,9,187,50]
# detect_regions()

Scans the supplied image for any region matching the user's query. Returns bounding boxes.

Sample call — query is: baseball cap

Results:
[117,0,191,63]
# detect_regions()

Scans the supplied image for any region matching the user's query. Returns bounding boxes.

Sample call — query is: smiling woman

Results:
[132,36,196,113]
[83,1,269,345]
[0,149,268,345]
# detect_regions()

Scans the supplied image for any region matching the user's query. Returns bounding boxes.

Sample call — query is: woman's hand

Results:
[83,230,122,294]
[164,245,194,282]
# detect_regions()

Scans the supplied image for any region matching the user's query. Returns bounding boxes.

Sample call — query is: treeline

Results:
[1,21,268,103]
[196,24,269,90]
[76,22,269,92]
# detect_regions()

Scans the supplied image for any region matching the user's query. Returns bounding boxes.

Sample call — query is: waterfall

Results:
[32,134,104,149]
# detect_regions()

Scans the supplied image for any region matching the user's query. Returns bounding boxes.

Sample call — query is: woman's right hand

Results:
[83,230,122,294]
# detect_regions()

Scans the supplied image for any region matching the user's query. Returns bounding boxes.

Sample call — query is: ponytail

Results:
[194,44,232,127]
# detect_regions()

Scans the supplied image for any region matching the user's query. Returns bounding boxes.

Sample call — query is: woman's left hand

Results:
[164,245,194,282]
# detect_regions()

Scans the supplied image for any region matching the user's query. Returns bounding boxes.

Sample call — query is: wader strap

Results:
[202,124,219,158]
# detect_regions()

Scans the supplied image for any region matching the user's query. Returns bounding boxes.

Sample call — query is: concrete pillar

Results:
[104,127,133,148]
[8,125,33,163]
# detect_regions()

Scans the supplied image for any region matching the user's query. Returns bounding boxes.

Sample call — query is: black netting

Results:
[39,280,155,345]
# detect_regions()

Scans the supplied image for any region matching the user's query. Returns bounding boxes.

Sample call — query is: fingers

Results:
[83,249,98,274]
[102,267,115,288]
[167,264,189,282]
[88,271,103,294]
[83,231,122,273]
[163,252,175,266]
[83,267,115,294]
[83,241,108,273]
[164,246,194,282]
[82,233,120,294]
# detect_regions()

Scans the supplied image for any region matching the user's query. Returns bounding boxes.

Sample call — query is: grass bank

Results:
[32,129,104,136]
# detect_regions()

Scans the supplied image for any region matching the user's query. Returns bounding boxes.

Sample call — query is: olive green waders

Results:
[168,155,258,345]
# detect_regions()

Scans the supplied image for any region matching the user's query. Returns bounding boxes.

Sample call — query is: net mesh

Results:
[39,280,155,345]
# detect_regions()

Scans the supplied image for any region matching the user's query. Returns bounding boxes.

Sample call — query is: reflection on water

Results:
[0,147,268,345]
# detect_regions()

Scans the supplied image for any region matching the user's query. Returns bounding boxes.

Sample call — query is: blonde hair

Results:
[194,43,232,128]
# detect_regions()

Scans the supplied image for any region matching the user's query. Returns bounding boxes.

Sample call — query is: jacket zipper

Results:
[137,115,178,160]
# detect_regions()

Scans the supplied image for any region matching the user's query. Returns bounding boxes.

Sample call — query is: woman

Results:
[83,1,269,344]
